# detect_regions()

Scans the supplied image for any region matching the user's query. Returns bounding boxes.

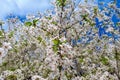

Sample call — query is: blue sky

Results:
[0,0,119,39]
[0,0,119,20]
[0,0,52,19]
[0,0,97,20]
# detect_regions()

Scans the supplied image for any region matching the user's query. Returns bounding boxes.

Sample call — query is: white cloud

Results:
[0,0,51,19]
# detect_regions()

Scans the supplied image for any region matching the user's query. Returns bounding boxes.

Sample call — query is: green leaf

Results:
[104,45,107,49]
[0,42,2,47]
[37,36,42,43]
[0,31,4,39]
[21,40,28,47]
[65,71,72,79]
[8,31,14,38]
[33,19,39,26]
[52,39,60,46]
[115,53,120,60]
[30,66,35,71]
[13,48,18,53]
[81,14,89,18]
[33,19,39,24]
[2,62,8,66]
[25,22,32,26]
[87,49,93,54]
[52,39,62,52]
[94,7,98,15]
[30,43,37,50]
[116,22,120,27]
[46,32,51,36]
[46,17,52,20]
[90,22,95,27]
[108,67,115,74]
[42,40,46,46]
[0,20,4,26]
[42,69,52,78]
[79,58,84,63]
[52,45,58,52]
[85,0,88,3]
[5,75,17,80]
[9,67,16,71]
[0,30,3,37]
[100,56,109,65]
[57,0,66,7]
[52,21,57,25]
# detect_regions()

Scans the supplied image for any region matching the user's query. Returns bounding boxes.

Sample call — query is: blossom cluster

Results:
[0,0,120,80]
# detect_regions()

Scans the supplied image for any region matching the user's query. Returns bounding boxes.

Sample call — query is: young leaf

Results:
[25,22,32,27]
[0,30,3,36]
[52,39,60,46]
[52,21,57,25]
[52,45,58,52]
[8,31,14,38]
[100,56,109,65]
[33,19,39,27]
[0,30,4,38]
[37,36,42,43]
[57,0,66,7]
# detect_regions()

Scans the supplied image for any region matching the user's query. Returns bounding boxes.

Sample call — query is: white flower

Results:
[59,37,66,42]
[72,76,83,80]
[0,77,4,80]
[26,14,35,20]
[49,24,58,30]
[0,48,5,64]
[84,8,91,14]
[1,70,14,77]
[31,75,46,80]
[49,63,57,71]
[45,57,52,63]
[104,71,109,76]
[2,42,12,50]
[107,44,114,52]
[0,48,4,57]
[63,57,73,67]
[106,27,114,32]
[98,14,103,22]
[63,43,72,49]
[14,69,22,74]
